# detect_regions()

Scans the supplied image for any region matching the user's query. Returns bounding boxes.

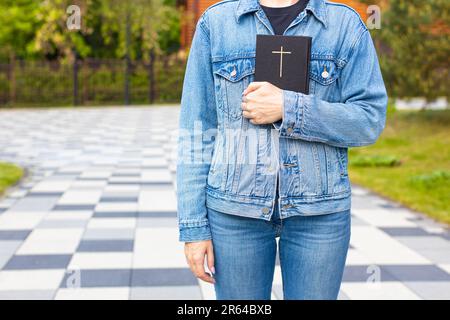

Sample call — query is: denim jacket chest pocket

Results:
[213,58,255,122]
[309,56,341,101]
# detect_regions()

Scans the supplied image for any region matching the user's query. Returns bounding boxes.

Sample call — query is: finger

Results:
[185,253,196,273]
[242,100,255,111]
[243,82,265,96]
[206,245,215,275]
[242,103,255,113]
[184,247,192,267]
[185,248,199,274]
[250,118,260,125]
[187,259,196,275]
[242,111,254,118]
[192,260,215,284]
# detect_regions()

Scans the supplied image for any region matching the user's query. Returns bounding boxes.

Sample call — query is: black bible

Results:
[255,34,312,94]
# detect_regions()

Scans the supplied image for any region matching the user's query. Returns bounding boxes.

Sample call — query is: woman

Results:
[177,0,387,299]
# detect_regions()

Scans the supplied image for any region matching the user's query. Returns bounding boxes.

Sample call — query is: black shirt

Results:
[260,0,309,35]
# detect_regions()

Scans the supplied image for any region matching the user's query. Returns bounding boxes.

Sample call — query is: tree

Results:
[26,0,180,60]
[364,0,450,102]
[98,0,180,60]
[0,0,40,60]
[33,0,94,59]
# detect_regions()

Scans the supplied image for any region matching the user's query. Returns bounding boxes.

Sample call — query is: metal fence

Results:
[0,55,186,107]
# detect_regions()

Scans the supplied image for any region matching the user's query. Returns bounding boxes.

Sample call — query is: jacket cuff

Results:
[278,90,304,137]
[179,224,212,242]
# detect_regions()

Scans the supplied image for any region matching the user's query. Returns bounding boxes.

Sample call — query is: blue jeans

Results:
[208,200,351,300]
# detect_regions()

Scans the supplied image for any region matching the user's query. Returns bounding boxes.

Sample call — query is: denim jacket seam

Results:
[300,93,309,137]
[197,16,211,42]
[346,28,368,64]
[296,133,375,147]
[287,189,351,200]
[299,93,306,135]
[179,219,210,228]
[206,186,271,202]
[179,225,212,242]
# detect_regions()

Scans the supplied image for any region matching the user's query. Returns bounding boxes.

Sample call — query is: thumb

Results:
[243,81,265,96]
[206,243,215,275]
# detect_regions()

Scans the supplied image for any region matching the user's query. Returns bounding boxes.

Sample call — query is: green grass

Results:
[349,109,450,224]
[0,162,23,195]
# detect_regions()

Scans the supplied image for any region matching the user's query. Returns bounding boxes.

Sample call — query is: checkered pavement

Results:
[0,106,449,300]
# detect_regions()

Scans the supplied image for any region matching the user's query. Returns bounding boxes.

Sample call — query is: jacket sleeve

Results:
[176,16,217,242]
[274,30,388,148]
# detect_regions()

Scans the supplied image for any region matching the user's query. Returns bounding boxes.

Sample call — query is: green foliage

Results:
[0,0,181,60]
[33,0,94,59]
[368,0,450,101]
[349,109,450,224]
[0,162,23,195]
[0,0,41,59]
[91,0,181,59]
[350,155,401,167]
[409,170,450,189]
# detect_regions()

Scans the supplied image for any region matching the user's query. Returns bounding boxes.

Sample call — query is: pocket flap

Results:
[213,58,255,82]
[309,58,339,85]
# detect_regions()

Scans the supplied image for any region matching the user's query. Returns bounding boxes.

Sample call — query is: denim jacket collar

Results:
[236,0,328,28]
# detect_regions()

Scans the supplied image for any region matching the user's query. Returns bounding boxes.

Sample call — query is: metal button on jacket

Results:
[322,69,330,79]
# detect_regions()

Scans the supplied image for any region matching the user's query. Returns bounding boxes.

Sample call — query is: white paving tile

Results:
[45,211,93,221]
[103,185,140,193]
[31,181,73,193]
[352,208,417,227]
[94,202,137,212]
[0,270,65,290]
[198,280,216,300]
[69,253,133,269]
[141,169,172,183]
[17,229,84,254]
[109,177,140,183]
[351,187,369,196]
[0,212,48,230]
[142,158,167,167]
[422,226,448,234]
[133,228,185,268]
[58,190,102,205]
[79,171,112,179]
[142,148,164,157]
[58,166,88,173]
[87,218,136,229]
[70,181,107,189]
[350,226,431,265]
[138,189,177,212]
[346,248,376,266]
[437,264,450,274]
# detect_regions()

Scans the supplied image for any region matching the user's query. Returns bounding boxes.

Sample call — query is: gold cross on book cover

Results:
[272,46,292,78]
[255,35,311,94]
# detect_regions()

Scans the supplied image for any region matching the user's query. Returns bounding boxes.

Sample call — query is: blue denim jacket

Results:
[177,0,388,242]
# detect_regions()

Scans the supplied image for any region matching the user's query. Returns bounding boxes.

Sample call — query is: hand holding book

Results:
[241,34,311,125]
[241,81,284,125]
